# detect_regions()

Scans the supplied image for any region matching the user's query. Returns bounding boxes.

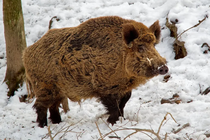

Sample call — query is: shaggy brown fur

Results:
[23,16,168,127]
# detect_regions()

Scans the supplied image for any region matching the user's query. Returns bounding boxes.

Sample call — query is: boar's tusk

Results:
[146,58,153,66]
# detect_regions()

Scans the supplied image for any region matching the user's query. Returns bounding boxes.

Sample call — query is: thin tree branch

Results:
[177,15,208,40]
[101,118,118,137]
[173,123,190,134]
[95,122,103,140]
[47,126,53,140]
[124,130,138,140]
[157,112,177,135]
[201,42,210,49]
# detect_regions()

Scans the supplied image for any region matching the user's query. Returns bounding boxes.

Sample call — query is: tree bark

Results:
[3,0,27,97]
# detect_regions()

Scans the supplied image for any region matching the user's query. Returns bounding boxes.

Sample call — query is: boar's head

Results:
[123,20,168,78]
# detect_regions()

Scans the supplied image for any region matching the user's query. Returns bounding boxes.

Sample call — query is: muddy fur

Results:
[23,16,168,127]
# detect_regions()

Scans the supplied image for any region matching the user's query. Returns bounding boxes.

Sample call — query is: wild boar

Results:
[23,16,168,127]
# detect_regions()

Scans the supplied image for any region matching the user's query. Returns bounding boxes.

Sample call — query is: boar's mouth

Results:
[145,67,159,77]
[145,65,168,77]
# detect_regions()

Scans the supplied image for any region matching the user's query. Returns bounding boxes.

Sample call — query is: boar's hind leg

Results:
[118,91,131,118]
[33,87,62,127]
[33,101,48,128]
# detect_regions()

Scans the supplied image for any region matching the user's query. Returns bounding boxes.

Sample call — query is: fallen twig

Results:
[95,122,104,140]
[101,112,177,140]
[43,120,83,140]
[101,118,118,137]
[102,128,161,140]
[108,136,121,139]
[48,16,60,29]
[161,94,181,104]
[201,43,210,54]
[201,42,210,49]
[131,103,142,124]
[177,15,208,40]
[165,17,187,59]
[124,131,138,140]
[166,15,208,60]
[200,87,210,95]
[47,126,53,140]
[173,123,190,134]
[157,112,178,135]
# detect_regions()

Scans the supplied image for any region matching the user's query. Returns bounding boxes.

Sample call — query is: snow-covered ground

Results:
[1,0,210,139]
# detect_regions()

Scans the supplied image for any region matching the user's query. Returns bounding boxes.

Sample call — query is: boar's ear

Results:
[149,20,161,43]
[122,24,139,48]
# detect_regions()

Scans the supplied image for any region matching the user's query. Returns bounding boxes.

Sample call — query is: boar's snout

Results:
[158,65,168,75]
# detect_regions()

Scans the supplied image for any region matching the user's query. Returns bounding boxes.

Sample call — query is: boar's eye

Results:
[138,45,145,53]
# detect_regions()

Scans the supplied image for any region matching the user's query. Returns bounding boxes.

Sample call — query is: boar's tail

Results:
[25,77,35,102]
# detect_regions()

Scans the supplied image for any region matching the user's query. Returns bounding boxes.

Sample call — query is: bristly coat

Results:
[23,16,168,127]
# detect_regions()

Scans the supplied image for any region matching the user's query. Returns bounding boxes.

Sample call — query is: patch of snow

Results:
[0,0,210,139]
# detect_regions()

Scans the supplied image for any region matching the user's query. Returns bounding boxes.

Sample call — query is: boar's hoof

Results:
[158,65,168,75]
[49,107,62,124]
[107,113,120,125]
[50,115,61,124]
[37,118,47,128]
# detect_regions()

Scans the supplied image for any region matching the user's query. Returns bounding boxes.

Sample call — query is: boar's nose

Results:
[158,65,168,75]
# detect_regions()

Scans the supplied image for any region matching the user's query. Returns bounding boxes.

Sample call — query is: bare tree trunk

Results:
[3,0,27,97]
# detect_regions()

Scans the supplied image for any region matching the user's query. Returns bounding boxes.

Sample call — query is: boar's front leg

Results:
[118,91,131,118]
[49,101,62,124]
[101,91,131,125]
[101,94,119,125]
